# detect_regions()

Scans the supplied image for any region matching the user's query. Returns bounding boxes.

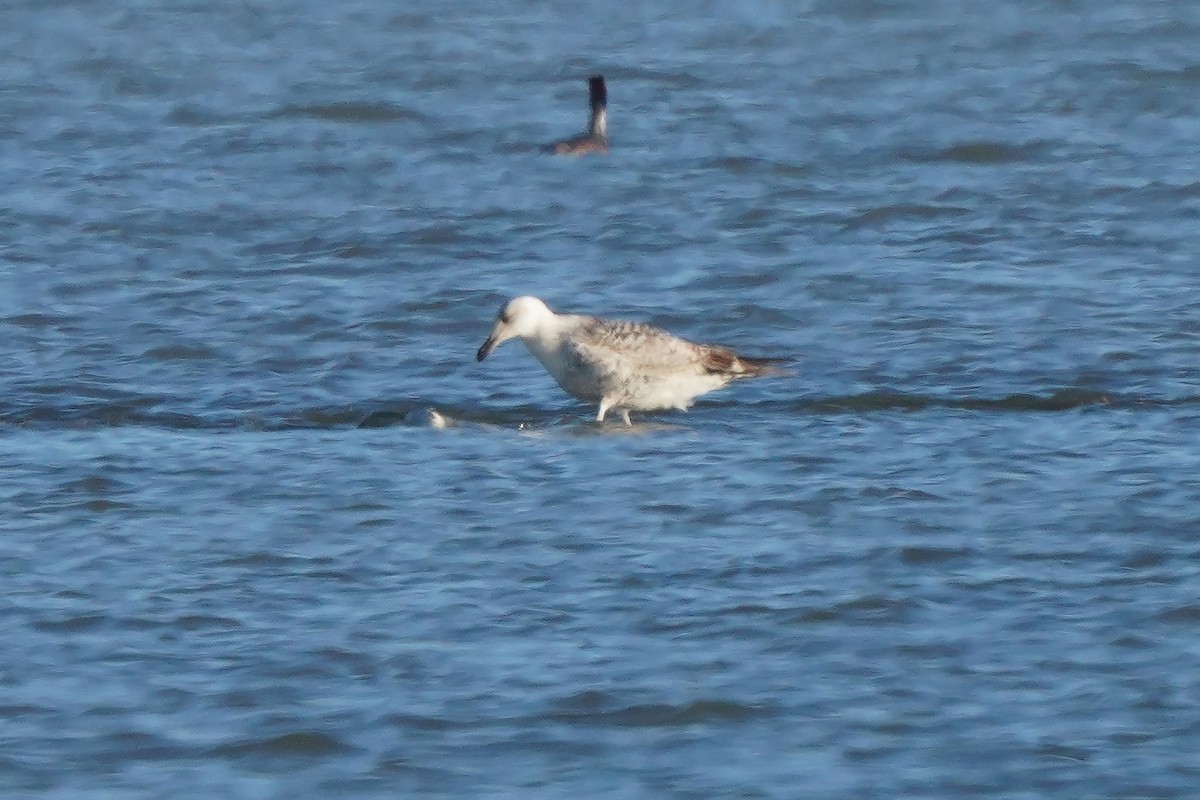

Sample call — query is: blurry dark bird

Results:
[542,75,609,156]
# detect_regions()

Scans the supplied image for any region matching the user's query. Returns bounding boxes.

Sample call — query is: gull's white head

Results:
[476,296,554,361]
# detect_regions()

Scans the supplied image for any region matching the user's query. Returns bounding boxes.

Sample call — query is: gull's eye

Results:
[499,311,511,324]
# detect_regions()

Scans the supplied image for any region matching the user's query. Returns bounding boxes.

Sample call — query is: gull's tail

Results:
[738,354,790,377]
[702,347,791,379]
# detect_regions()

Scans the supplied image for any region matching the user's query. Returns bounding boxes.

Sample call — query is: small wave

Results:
[703,156,810,178]
[265,102,426,124]
[1118,62,1200,88]
[1,390,1193,433]
[1157,604,1200,625]
[705,156,765,175]
[801,389,1155,413]
[140,344,220,361]
[33,613,107,633]
[171,614,243,631]
[550,692,767,727]
[844,203,972,230]
[3,313,73,330]
[898,139,1054,165]
[210,730,352,759]
[0,703,51,718]
[1,401,228,430]
[898,545,974,565]
[0,399,489,432]
[215,551,313,569]
[793,593,915,625]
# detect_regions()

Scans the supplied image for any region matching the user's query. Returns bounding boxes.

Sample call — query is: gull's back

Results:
[554,316,760,411]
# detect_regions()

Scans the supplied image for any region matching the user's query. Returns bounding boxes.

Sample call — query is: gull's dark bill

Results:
[476,335,498,362]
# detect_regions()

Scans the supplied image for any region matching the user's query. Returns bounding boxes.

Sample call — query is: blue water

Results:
[4,1,1200,797]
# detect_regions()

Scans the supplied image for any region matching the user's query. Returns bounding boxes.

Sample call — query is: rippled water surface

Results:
[4,1,1200,797]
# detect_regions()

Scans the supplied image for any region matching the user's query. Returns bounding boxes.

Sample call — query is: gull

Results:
[542,75,609,155]
[476,296,784,425]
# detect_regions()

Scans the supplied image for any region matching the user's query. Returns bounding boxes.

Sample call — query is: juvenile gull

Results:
[542,75,609,156]
[476,296,783,425]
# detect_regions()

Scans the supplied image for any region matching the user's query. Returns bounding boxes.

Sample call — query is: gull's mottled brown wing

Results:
[572,317,709,377]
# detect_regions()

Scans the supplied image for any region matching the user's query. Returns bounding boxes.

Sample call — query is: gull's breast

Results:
[526,338,606,402]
